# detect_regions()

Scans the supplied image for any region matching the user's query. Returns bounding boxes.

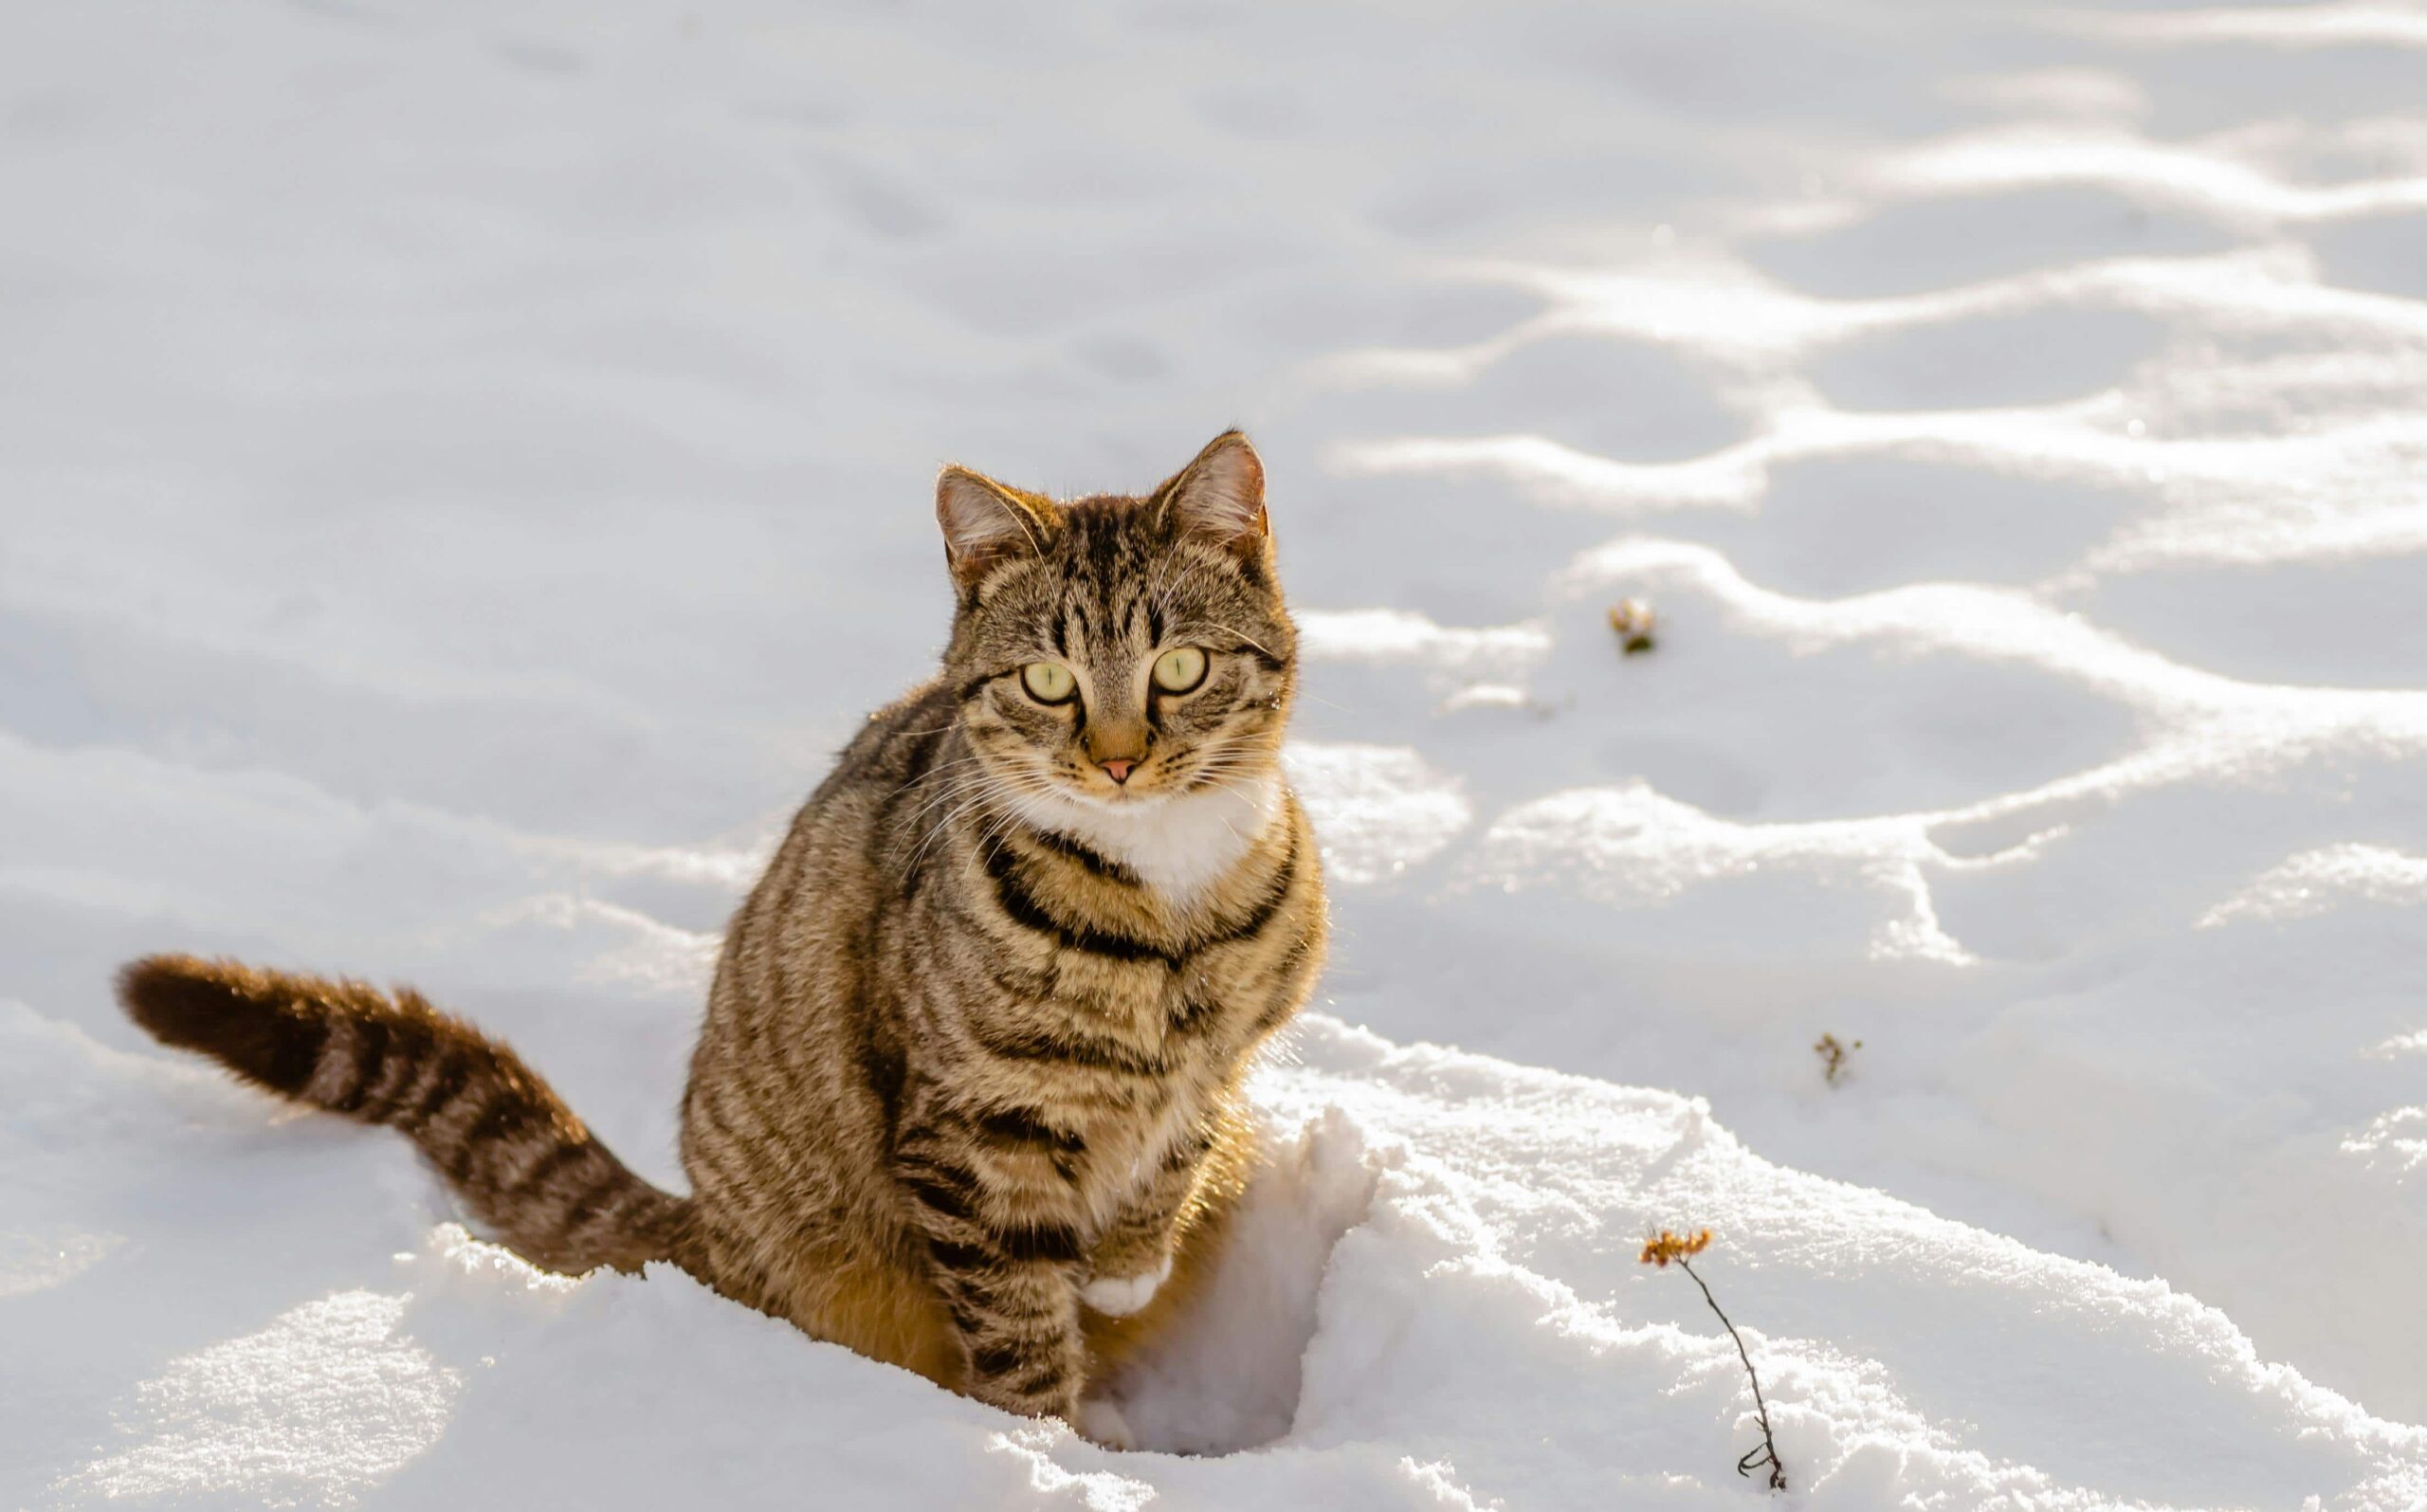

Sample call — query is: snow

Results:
[6,0,2427,1507]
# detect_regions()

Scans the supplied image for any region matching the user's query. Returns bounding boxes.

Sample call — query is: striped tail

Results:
[119,954,692,1277]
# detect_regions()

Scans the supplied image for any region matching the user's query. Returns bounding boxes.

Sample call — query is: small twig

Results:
[1679,1257,1786,1491]
[1642,1230,1787,1493]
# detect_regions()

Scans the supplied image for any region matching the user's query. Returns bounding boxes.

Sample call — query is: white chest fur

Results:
[1011,772,1280,907]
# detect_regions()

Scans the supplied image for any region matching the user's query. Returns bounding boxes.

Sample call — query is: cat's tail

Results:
[119,953,693,1277]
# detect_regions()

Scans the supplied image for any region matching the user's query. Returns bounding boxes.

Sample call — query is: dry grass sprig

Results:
[1641,1228,1786,1492]
[1815,1032,1862,1086]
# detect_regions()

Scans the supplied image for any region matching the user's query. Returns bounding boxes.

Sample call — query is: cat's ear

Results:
[936,465,1057,590]
[1155,430,1268,554]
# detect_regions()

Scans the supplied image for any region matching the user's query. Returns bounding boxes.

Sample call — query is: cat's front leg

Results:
[1081,1136,1207,1318]
[895,1140,1088,1422]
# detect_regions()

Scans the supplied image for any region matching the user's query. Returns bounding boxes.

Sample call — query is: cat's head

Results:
[935,430,1296,813]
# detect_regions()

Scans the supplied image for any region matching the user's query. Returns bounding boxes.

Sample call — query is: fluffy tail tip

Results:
[119,954,233,1045]
[118,954,327,1092]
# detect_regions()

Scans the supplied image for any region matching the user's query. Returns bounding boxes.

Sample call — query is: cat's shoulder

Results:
[828,676,958,774]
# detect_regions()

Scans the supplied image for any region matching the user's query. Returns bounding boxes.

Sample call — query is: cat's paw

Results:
[1080,1254,1173,1317]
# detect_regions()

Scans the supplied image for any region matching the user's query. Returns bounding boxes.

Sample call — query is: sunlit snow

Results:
[6,0,2427,1508]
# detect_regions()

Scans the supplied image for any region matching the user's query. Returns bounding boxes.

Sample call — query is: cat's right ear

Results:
[936,466,1056,591]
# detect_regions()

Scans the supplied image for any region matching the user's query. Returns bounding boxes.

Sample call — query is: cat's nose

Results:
[1098,757,1136,785]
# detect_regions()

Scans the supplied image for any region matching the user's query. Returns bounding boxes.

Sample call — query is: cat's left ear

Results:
[1155,430,1268,555]
[937,465,1059,591]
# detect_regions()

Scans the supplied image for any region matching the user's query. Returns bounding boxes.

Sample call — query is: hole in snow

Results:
[1097,1108,1380,1456]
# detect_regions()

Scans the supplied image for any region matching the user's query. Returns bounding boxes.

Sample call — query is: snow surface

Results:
[6,0,2427,1506]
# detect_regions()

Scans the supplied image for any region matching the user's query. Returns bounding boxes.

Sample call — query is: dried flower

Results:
[1639,1227,1713,1267]
[1607,598,1657,654]
[1639,1226,1787,1492]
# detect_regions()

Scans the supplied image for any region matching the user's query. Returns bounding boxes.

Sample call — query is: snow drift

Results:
[6,0,2427,1507]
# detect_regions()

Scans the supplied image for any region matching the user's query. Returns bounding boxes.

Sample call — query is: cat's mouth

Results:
[1010,779,1174,830]
[1098,748,1269,806]
[1027,748,1260,811]
[1070,776,1170,810]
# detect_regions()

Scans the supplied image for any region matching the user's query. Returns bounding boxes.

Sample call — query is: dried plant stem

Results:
[1677,1257,1787,1492]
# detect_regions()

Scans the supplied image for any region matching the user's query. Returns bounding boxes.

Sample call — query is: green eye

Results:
[1020,662,1076,703]
[1152,647,1208,695]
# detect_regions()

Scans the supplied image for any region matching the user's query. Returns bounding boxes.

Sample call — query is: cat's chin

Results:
[1011,771,1282,903]
[1054,783,1167,812]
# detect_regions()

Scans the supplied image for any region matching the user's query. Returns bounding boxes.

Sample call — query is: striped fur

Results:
[118,955,689,1275]
[118,429,1328,1436]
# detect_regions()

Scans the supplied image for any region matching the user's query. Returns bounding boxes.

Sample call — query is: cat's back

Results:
[795,675,963,870]
[700,678,958,1061]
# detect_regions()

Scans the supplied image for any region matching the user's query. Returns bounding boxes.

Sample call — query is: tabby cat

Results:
[119,430,1327,1444]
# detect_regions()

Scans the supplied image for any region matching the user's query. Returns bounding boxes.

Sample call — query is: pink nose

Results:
[1099,758,1136,785]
